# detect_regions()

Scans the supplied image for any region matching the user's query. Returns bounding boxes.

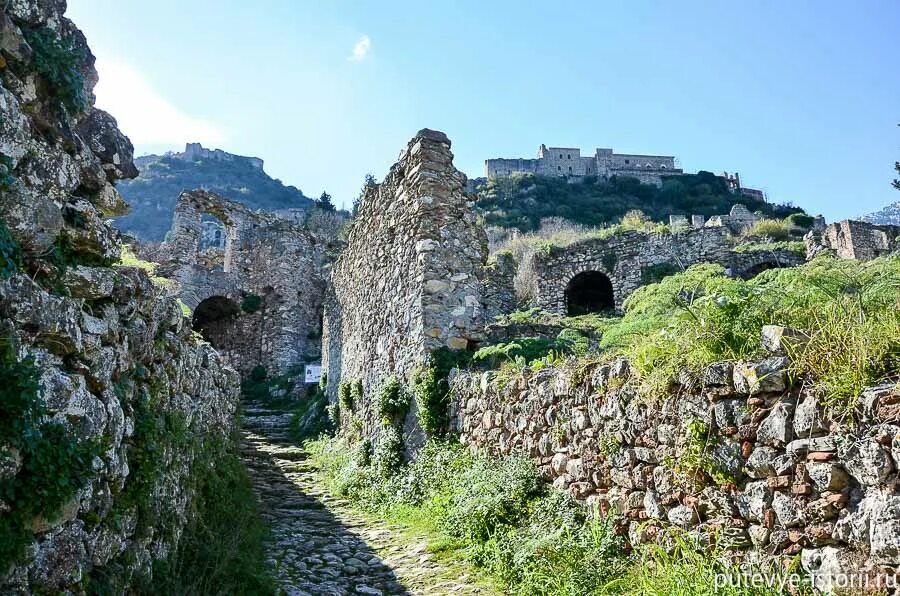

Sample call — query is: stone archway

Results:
[192,295,241,349]
[737,261,784,280]
[565,271,614,315]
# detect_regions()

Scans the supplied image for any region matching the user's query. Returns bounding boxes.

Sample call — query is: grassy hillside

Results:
[474,171,804,232]
[114,155,314,241]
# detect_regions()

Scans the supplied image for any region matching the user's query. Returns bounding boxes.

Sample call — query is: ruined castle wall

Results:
[528,227,733,313]
[450,350,900,586]
[323,130,486,447]
[524,227,804,315]
[0,3,239,591]
[167,191,325,375]
[811,220,900,261]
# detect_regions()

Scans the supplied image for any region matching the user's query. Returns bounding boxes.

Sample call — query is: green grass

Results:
[307,436,793,595]
[481,255,900,416]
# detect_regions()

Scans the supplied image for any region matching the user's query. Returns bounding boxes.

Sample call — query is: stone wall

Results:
[449,333,900,588]
[322,129,486,449]
[806,219,900,262]
[165,189,326,375]
[482,251,517,321]
[0,2,240,591]
[524,226,804,314]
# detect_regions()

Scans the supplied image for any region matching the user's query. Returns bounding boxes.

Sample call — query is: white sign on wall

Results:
[304,364,322,384]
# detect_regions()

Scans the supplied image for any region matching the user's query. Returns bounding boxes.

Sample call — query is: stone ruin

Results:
[322,129,488,448]
[807,219,900,261]
[519,226,804,315]
[164,189,327,375]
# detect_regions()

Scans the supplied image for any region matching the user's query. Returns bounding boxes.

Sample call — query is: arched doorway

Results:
[565,271,614,315]
[738,261,780,280]
[192,295,241,347]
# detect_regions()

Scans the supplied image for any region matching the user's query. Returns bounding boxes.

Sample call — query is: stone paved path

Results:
[240,401,494,596]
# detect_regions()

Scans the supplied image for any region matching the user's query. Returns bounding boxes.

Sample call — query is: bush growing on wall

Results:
[240,294,262,313]
[374,376,408,424]
[22,27,88,114]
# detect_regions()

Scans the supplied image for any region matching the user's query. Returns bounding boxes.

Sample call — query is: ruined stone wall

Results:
[166,190,325,375]
[807,219,900,262]
[449,338,900,588]
[482,251,518,321]
[0,2,239,591]
[322,129,486,448]
[524,227,804,314]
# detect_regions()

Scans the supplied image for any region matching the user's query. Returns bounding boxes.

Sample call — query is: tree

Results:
[893,161,899,192]
[353,173,377,217]
[316,191,335,212]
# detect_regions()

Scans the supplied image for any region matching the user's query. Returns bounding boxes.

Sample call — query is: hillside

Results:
[473,171,804,231]
[862,200,900,225]
[114,144,314,241]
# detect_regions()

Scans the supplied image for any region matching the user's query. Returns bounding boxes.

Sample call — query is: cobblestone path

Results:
[240,402,494,596]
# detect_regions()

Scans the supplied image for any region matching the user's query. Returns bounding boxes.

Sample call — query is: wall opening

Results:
[565,271,614,315]
[192,295,241,348]
[738,261,782,280]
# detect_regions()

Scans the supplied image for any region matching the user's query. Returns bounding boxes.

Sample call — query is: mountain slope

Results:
[113,144,313,241]
[861,201,900,225]
[473,171,804,232]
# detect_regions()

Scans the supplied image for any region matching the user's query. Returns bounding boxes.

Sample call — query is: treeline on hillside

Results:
[114,155,314,241]
[474,171,804,232]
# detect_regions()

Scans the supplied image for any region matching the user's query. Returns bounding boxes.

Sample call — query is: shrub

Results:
[641,261,680,284]
[338,381,353,413]
[743,218,791,241]
[374,376,408,424]
[785,212,815,229]
[22,27,88,114]
[373,426,403,478]
[249,365,267,382]
[412,348,471,437]
[240,294,262,313]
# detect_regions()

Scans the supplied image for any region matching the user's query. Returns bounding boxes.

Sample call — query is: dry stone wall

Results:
[322,129,486,449]
[0,2,239,591]
[165,189,326,375]
[525,226,804,314]
[450,334,900,588]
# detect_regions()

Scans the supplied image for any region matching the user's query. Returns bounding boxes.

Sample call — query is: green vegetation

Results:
[0,336,100,566]
[481,255,900,416]
[338,380,354,413]
[0,219,22,279]
[309,436,784,594]
[640,262,680,284]
[411,348,472,437]
[240,294,263,313]
[732,240,806,256]
[741,218,792,241]
[117,245,176,290]
[374,376,408,424]
[144,438,275,595]
[22,27,88,114]
[476,172,802,232]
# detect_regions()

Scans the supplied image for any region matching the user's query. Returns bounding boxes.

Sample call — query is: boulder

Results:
[733,357,788,394]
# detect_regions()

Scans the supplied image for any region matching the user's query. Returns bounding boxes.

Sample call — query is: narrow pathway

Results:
[240,401,493,596]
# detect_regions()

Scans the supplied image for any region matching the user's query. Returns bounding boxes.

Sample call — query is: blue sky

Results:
[68,0,899,220]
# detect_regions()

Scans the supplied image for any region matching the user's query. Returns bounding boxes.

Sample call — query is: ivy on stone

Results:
[374,376,408,425]
[0,336,100,565]
[22,27,88,114]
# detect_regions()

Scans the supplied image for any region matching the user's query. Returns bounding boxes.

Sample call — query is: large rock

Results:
[732,357,788,394]
[756,400,794,446]
[841,439,893,486]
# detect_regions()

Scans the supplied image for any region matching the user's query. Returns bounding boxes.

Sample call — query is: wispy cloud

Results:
[93,58,226,146]
[348,35,372,61]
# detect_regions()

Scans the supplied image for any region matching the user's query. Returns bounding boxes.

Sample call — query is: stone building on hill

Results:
[486,143,682,185]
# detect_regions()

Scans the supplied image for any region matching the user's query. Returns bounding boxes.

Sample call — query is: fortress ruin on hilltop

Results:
[486,143,682,185]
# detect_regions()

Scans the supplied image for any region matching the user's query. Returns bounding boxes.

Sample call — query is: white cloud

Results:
[348,35,372,61]
[93,58,226,146]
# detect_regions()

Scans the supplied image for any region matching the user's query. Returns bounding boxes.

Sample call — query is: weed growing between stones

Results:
[0,336,100,567]
[412,348,472,437]
[374,375,408,425]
